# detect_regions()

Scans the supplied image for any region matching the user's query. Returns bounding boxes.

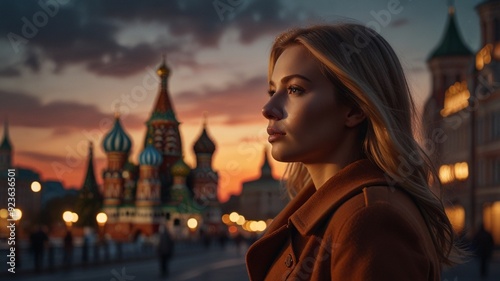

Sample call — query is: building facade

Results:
[423,1,500,244]
[224,149,289,221]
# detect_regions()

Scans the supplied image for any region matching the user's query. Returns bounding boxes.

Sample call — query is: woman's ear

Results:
[345,106,366,128]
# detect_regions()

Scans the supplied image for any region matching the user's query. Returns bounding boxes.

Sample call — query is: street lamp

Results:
[62,211,78,229]
[30,181,41,192]
[11,208,22,221]
[96,212,108,238]
[187,218,198,230]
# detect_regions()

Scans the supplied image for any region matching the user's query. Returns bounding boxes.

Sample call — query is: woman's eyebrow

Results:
[269,74,312,87]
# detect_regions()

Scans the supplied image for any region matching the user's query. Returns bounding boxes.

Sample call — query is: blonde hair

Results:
[270,24,458,265]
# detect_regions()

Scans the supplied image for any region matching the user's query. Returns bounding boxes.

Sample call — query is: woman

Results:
[245,24,459,280]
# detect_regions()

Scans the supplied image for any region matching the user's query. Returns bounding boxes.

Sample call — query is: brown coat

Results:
[246,159,441,281]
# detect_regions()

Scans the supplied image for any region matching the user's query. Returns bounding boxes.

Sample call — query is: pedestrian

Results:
[29,225,48,272]
[473,223,495,279]
[233,231,244,255]
[63,230,73,269]
[246,24,463,280]
[157,224,174,277]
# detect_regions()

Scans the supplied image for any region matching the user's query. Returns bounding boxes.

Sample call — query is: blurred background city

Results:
[0,0,499,280]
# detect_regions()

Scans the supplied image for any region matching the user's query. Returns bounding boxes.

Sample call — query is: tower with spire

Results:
[423,3,473,163]
[0,119,13,170]
[75,142,103,227]
[145,55,182,200]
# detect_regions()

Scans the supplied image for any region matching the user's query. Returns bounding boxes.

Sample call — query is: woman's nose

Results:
[262,99,283,120]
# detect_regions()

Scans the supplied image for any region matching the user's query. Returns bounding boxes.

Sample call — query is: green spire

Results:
[428,5,472,60]
[81,142,101,199]
[0,119,12,151]
[75,142,103,227]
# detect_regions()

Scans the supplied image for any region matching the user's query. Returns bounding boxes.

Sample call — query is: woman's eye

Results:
[287,86,304,95]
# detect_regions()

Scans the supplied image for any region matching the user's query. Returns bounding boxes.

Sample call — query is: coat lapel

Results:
[290,159,389,236]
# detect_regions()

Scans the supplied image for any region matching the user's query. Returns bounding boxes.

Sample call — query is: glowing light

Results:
[476,44,493,71]
[483,202,500,244]
[0,209,8,219]
[228,225,238,234]
[256,220,267,232]
[249,221,257,232]
[11,209,22,221]
[229,212,239,223]
[31,181,41,192]
[454,162,469,181]
[62,211,73,223]
[236,215,246,226]
[445,206,465,234]
[187,218,198,229]
[439,165,454,184]
[221,214,231,225]
[96,212,108,225]
[441,81,470,117]
[71,212,79,223]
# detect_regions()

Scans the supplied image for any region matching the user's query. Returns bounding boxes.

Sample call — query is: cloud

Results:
[175,75,268,125]
[0,66,21,77]
[0,0,313,77]
[0,89,145,133]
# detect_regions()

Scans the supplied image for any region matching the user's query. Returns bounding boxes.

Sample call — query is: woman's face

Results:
[263,45,352,164]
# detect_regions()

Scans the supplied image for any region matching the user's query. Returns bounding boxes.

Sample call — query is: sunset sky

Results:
[0,0,484,201]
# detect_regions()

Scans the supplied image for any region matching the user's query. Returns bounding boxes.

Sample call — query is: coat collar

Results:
[285,158,389,236]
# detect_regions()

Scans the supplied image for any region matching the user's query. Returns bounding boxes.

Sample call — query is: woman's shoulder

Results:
[329,185,429,238]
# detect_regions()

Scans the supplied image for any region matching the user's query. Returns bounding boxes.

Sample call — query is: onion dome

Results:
[139,143,163,166]
[156,54,170,77]
[103,114,132,153]
[172,158,191,177]
[193,117,215,154]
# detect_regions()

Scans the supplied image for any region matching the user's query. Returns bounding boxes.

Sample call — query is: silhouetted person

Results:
[157,225,174,277]
[63,230,73,269]
[233,232,244,255]
[30,225,48,272]
[218,230,228,249]
[473,223,495,279]
[199,228,210,248]
[82,235,89,264]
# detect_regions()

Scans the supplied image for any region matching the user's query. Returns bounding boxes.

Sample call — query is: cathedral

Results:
[423,1,500,244]
[78,57,221,241]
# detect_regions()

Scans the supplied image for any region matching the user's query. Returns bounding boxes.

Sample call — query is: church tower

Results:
[192,116,218,205]
[422,4,473,162]
[102,113,132,207]
[192,116,220,231]
[0,119,13,170]
[136,141,163,206]
[145,56,182,175]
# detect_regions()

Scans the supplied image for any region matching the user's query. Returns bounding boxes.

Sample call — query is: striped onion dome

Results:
[171,158,190,177]
[139,144,163,166]
[103,116,132,153]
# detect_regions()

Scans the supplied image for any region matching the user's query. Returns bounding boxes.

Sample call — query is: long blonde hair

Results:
[270,24,457,265]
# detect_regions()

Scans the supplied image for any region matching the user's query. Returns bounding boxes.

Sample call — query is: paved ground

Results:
[4,242,500,280]
[6,243,249,281]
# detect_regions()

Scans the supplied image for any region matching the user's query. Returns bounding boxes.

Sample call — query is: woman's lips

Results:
[267,127,286,142]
